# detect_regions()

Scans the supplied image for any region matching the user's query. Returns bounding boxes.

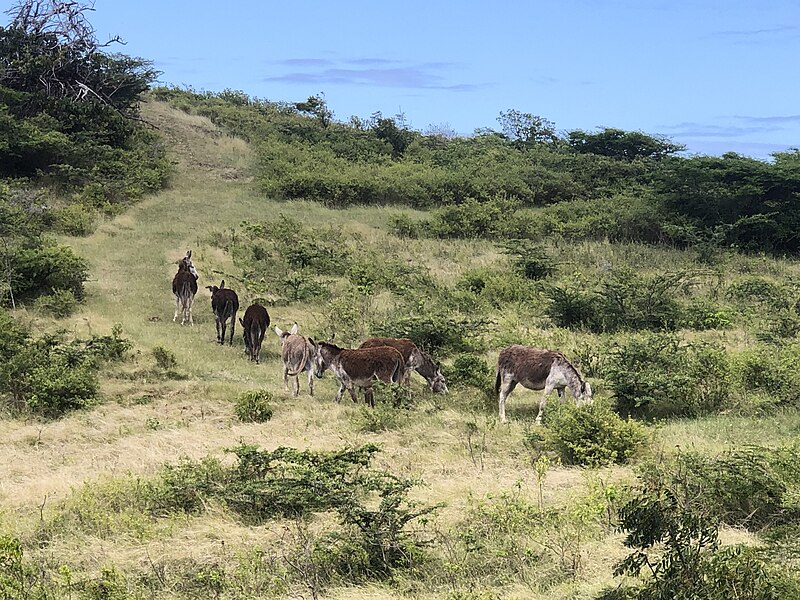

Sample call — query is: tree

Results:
[497,109,558,146]
[295,94,333,127]
[568,128,684,160]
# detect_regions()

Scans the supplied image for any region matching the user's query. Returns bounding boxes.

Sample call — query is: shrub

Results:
[730,344,800,409]
[372,310,488,355]
[0,323,130,419]
[536,401,648,466]
[446,353,495,397]
[500,239,556,280]
[611,450,800,599]
[10,244,89,302]
[603,332,730,419]
[234,390,274,423]
[680,298,733,330]
[32,288,78,318]
[425,196,527,239]
[387,212,420,238]
[151,346,177,371]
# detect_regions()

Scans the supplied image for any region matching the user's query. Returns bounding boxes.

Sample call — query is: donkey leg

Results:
[229,316,236,346]
[215,318,222,344]
[307,369,314,397]
[498,377,517,423]
[173,297,180,323]
[293,375,300,397]
[187,297,195,326]
[334,383,346,403]
[283,367,290,393]
[535,385,555,424]
[347,384,359,404]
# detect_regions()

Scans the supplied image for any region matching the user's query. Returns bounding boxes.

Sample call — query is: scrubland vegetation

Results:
[2,3,800,598]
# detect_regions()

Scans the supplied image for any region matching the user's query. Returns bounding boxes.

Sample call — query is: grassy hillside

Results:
[1,99,799,599]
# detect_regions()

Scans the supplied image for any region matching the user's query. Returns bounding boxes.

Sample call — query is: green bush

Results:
[446,353,495,396]
[424,196,528,239]
[151,346,177,371]
[537,401,648,466]
[32,288,78,318]
[603,332,730,418]
[11,244,88,302]
[731,344,800,409]
[0,321,130,419]
[500,240,557,280]
[611,450,800,600]
[387,212,421,238]
[372,309,488,355]
[234,390,274,423]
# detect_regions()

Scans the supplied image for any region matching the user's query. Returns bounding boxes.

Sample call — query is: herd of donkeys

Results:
[171,251,593,423]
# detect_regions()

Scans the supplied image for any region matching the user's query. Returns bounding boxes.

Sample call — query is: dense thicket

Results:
[153,87,800,256]
[0,4,171,308]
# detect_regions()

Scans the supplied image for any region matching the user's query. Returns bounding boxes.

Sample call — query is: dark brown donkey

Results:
[359,337,448,393]
[239,303,270,363]
[205,280,239,345]
[312,341,406,406]
[172,250,198,325]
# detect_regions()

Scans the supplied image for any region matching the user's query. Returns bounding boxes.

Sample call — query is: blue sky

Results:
[3,0,800,158]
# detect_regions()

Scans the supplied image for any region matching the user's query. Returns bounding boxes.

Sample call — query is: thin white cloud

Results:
[265,59,479,91]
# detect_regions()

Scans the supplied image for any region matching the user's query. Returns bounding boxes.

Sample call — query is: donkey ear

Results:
[308,338,317,348]
[187,250,192,259]
[220,280,225,289]
[238,317,244,327]
[290,322,298,335]
[329,332,336,342]
[274,325,284,337]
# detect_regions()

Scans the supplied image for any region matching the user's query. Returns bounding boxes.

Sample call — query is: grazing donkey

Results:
[239,303,270,363]
[172,250,198,325]
[275,323,316,396]
[495,345,593,424]
[359,337,448,394]
[312,340,406,407]
[205,280,239,345]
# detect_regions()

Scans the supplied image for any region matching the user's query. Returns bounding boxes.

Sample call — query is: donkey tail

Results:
[391,360,403,384]
[494,369,501,395]
[287,342,310,377]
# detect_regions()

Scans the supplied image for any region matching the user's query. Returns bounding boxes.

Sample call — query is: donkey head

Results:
[312,339,337,379]
[430,370,449,394]
[178,250,198,279]
[580,381,594,405]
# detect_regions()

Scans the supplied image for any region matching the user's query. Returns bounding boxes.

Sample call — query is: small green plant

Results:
[234,390,274,423]
[151,346,177,371]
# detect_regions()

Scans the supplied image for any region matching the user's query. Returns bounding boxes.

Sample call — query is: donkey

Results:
[312,340,406,407]
[359,337,448,394]
[275,323,316,396]
[495,345,593,424]
[172,250,198,325]
[239,303,270,363]
[205,280,239,345]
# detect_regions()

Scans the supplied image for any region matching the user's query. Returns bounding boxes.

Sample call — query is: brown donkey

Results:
[274,323,316,396]
[239,303,270,363]
[359,337,448,393]
[312,340,406,406]
[172,250,198,325]
[495,345,592,424]
[206,280,239,345]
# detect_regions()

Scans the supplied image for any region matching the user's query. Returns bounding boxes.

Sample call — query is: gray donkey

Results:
[275,323,316,396]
